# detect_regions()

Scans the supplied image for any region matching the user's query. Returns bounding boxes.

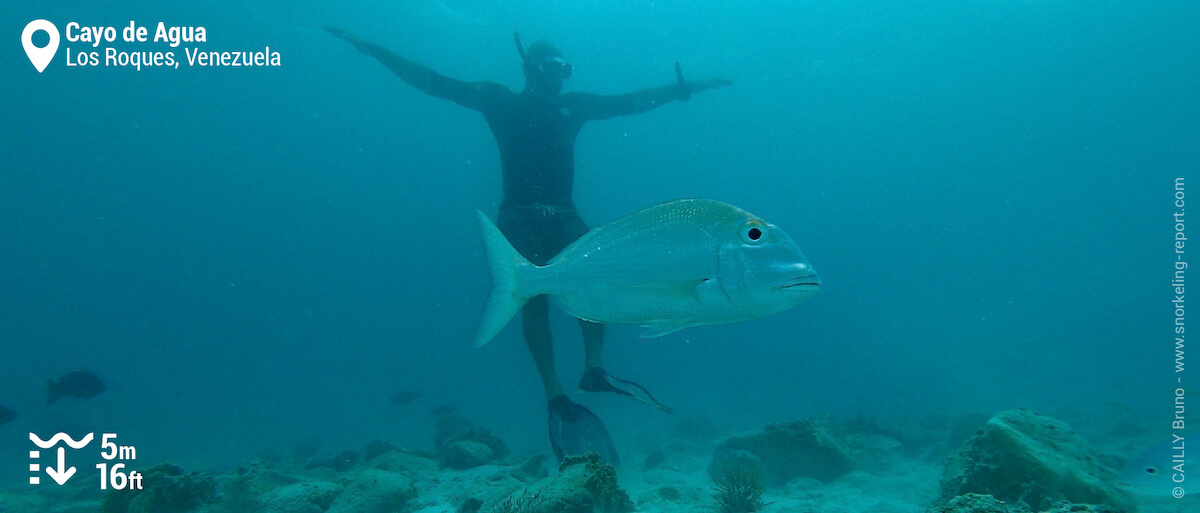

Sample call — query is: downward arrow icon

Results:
[45,447,76,485]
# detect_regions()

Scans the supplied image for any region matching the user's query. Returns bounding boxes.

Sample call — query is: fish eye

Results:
[1145,466,1158,475]
[740,221,767,245]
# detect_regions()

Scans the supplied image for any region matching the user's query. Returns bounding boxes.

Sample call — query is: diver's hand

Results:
[675,78,731,102]
[324,25,384,57]
[689,78,732,93]
[321,26,435,90]
[323,25,369,49]
[323,25,352,41]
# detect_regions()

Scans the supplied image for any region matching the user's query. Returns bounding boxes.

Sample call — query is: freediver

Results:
[326,26,730,465]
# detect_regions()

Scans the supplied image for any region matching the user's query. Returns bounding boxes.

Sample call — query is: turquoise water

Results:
[1,0,1194,490]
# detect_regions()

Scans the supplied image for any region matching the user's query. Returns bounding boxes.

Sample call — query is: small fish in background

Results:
[0,405,15,426]
[47,371,106,404]
[390,390,422,406]
[1119,429,1198,496]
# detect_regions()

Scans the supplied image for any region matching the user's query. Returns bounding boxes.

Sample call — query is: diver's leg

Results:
[577,320,673,413]
[581,319,605,371]
[523,295,563,400]
[545,314,619,465]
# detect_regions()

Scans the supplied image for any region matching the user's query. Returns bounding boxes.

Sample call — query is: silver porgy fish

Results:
[473,198,821,347]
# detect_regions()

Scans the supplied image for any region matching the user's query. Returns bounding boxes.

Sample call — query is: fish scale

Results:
[544,226,725,324]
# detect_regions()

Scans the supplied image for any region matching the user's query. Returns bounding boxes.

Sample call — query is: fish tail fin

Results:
[474,210,537,347]
[46,379,59,405]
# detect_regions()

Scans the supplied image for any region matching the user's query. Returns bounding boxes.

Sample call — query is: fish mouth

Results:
[777,275,821,291]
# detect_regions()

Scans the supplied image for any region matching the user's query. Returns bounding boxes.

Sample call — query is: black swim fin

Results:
[579,367,674,414]
[547,395,619,467]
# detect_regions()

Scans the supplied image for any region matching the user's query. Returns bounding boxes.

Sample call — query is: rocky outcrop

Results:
[934,409,1136,513]
[709,418,854,486]
[487,453,634,513]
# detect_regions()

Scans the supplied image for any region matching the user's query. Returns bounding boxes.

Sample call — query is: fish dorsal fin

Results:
[639,321,696,338]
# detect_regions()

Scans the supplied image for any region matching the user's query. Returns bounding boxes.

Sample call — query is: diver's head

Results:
[521,40,571,95]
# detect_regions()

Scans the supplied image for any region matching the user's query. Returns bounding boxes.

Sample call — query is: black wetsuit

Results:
[426,72,649,263]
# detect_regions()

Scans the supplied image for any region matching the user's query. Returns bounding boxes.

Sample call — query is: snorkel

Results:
[514,31,534,75]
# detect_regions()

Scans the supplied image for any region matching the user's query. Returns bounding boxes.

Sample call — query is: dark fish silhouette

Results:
[0,405,15,426]
[47,371,106,404]
[390,391,421,406]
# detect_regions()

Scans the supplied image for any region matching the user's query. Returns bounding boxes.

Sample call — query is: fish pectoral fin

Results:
[639,321,697,338]
[693,277,726,304]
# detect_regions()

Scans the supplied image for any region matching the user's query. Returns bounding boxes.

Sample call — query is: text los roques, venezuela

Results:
[64,22,280,70]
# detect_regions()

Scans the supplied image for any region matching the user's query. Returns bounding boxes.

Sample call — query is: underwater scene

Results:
[1,1,1195,512]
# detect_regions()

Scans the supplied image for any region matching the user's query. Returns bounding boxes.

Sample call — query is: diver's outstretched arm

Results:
[577,77,731,120]
[324,25,437,94]
[326,25,504,111]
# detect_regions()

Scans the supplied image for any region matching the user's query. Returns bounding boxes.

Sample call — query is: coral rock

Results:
[931,493,1017,513]
[434,412,510,458]
[709,418,853,486]
[260,481,343,513]
[103,463,216,513]
[442,440,495,470]
[491,453,634,513]
[934,409,1136,513]
[325,468,417,513]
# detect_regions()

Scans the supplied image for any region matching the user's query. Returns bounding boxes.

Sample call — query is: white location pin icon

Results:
[22,20,60,73]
